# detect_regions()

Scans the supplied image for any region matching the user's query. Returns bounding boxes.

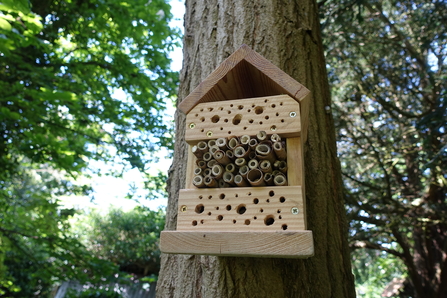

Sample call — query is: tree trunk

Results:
[157,0,356,297]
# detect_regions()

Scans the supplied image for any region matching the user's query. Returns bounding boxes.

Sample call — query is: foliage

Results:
[0,166,118,297]
[321,0,447,296]
[74,206,165,277]
[0,0,178,295]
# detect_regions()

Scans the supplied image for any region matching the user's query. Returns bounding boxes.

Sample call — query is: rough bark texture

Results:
[157,0,356,297]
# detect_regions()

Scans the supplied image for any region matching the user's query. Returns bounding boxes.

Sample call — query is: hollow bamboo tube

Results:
[248,159,259,170]
[257,130,267,141]
[193,175,205,188]
[203,152,212,162]
[249,151,256,160]
[260,160,272,173]
[274,174,288,186]
[216,137,228,150]
[225,163,236,173]
[223,171,235,186]
[207,159,218,168]
[263,172,274,185]
[208,139,217,148]
[238,165,249,179]
[234,174,249,187]
[191,145,203,158]
[273,141,287,161]
[218,179,229,188]
[235,158,247,167]
[211,164,224,180]
[204,176,218,188]
[248,138,258,149]
[273,160,281,169]
[209,145,219,156]
[214,150,231,165]
[225,150,235,161]
[247,169,265,186]
[196,159,207,169]
[234,145,251,159]
[197,141,208,154]
[255,143,276,163]
[228,137,239,149]
[279,161,288,174]
[271,134,281,143]
[240,135,251,146]
[194,167,202,176]
[203,168,212,177]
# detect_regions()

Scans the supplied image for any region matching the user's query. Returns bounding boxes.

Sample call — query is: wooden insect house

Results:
[160,45,314,258]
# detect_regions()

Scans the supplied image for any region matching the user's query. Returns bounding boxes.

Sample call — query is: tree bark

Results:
[157,0,356,297]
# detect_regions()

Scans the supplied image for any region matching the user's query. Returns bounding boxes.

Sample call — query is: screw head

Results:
[189,123,196,129]
[289,111,297,117]
[206,131,213,137]
[291,207,299,215]
[180,205,187,212]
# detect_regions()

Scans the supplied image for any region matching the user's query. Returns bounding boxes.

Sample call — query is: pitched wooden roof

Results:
[178,44,310,115]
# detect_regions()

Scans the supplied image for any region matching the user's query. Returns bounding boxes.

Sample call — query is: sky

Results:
[62,1,185,213]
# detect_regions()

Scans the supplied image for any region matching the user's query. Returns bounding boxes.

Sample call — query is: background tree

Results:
[320,0,447,296]
[0,0,178,294]
[156,0,355,297]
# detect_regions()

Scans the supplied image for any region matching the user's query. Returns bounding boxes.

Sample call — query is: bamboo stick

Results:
[234,174,248,187]
[273,141,287,161]
[193,175,205,188]
[247,169,265,186]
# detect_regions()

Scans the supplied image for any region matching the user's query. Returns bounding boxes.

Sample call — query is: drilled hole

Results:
[220,127,223,130]
[259,121,263,125]
[280,102,283,106]
[192,220,198,226]
[227,110,231,114]
[260,208,264,213]
[235,194,239,197]
[208,212,212,216]
[200,108,204,112]
[281,119,285,123]
[264,215,275,226]
[230,104,234,107]
[195,204,205,214]
[208,107,214,111]
[217,215,223,221]
[253,198,259,204]
[208,195,212,199]
[238,105,244,110]
[211,115,220,123]
[248,192,252,196]
[232,114,242,125]
[254,106,264,114]
[199,195,203,199]
[264,99,268,103]
[224,118,228,122]
[216,206,220,210]
[269,190,275,197]
[244,219,251,225]
[279,215,282,219]
[265,116,269,120]
[236,204,247,214]
[226,205,232,211]
[277,209,281,213]
[271,104,276,108]
[249,119,254,124]
[254,216,257,220]
[200,117,205,122]
[244,127,247,130]
[282,224,288,230]
[279,197,286,203]
[233,220,236,224]
[220,193,225,200]
[266,199,270,203]
[201,220,204,224]
[276,112,279,116]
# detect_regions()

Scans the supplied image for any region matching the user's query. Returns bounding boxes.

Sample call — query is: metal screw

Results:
[206,131,213,137]
[189,123,196,129]
[291,207,299,215]
[180,205,187,212]
[289,111,297,117]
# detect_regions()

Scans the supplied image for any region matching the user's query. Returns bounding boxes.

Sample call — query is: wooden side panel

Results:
[176,186,304,231]
[185,95,301,142]
[160,230,314,258]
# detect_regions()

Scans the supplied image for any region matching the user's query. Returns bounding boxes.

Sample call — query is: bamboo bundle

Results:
[192,131,288,188]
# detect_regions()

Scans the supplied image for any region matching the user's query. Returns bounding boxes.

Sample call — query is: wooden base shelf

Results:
[160,230,314,258]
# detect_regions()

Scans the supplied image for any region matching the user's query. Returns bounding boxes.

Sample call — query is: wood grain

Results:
[160,230,314,258]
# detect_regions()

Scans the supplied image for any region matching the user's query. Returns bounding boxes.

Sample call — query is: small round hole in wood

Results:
[254,106,264,114]
[219,193,225,200]
[192,220,198,226]
[217,215,223,221]
[226,205,232,211]
[279,196,286,203]
[264,215,275,226]
[211,115,220,123]
[244,219,251,225]
[195,204,204,214]
[253,198,259,204]
[269,190,275,197]
[282,224,288,230]
[236,204,246,214]
[232,114,242,125]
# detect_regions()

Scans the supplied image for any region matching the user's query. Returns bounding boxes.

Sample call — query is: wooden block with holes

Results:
[160,45,314,258]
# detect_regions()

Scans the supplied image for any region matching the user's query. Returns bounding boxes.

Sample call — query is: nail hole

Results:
[195,204,205,214]
[264,215,275,226]
[236,204,247,215]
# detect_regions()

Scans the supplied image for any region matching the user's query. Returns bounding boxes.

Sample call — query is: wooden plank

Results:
[178,45,310,115]
[185,95,301,142]
[160,230,314,258]
[184,144,195,189]
[176,186,305,231]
